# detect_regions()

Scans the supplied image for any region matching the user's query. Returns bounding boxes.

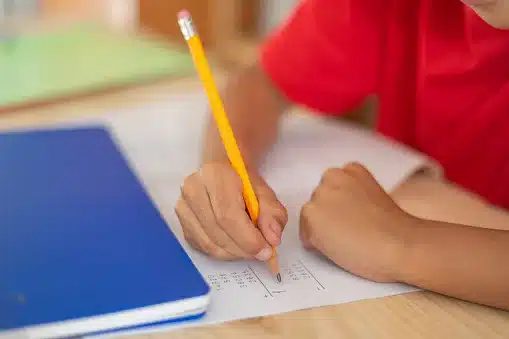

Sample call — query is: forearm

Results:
[393,171,509,230]
[202,61,288,169]
[399,218,509,310]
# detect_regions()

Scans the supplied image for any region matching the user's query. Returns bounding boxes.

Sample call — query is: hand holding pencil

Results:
[175,10,287,281]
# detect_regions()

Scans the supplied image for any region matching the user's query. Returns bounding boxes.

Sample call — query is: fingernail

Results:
[255,247,273,261]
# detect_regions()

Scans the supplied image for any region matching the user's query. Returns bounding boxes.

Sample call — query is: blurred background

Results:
[0,0,299,111]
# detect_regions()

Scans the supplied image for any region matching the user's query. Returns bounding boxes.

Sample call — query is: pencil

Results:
[177,9,281,282]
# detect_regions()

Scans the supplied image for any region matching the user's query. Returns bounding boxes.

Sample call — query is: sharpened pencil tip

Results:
[277,273,281,283]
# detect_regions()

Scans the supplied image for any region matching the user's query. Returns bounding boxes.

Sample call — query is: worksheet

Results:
[69,92,439,336]
[126,184,418,335]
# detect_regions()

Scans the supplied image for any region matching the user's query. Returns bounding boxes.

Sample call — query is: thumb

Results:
[253,183,288,247]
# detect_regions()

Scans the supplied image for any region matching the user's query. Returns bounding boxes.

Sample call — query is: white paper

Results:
[62,92,437,337]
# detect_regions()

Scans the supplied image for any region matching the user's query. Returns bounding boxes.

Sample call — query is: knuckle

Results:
[174,200,187,224]
[253,180,276,198]
[182,171,198,186]
[181,228,195,245]
[190,236,229,260]
[207,244,237,261]
[310,185,327,202]
[181,230,203,254]
[201,163,243,197]
[262,200,288,225]
[198,165,214,183]
[174,199,183,215]
[300,202,314,224]
[344,161,369,176]
[209,247,227,260]
[186,240,201,253]
[322,167,342,183]
[210,232,231,250]
[181,173,199,198]
[214,209,230,226]
[201,239,222,257]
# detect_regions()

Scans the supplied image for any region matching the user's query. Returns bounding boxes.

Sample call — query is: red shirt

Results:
[260,0,509,209]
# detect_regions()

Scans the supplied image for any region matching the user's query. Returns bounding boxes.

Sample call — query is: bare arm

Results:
[393,174,509,310]
[202,61,289,169]
[398,218,509,310]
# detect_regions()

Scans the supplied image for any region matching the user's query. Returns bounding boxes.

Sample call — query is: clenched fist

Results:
[175,162,288,261]
[300,162,416,283]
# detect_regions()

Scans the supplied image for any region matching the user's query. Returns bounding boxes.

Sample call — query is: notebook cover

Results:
[0,126,209,334]
[0,24,194,108]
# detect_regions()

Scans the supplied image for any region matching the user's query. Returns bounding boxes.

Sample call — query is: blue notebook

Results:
[0,126,210,338]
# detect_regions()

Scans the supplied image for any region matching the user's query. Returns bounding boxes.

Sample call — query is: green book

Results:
[0,24,194,108]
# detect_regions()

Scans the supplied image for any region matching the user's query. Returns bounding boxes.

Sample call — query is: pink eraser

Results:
[177,9,190,19]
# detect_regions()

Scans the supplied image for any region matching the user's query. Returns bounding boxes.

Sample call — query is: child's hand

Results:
[299,162,417,283]
[176,162,288,261]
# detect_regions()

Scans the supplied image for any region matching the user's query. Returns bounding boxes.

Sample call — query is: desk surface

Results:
[1,73,508,339]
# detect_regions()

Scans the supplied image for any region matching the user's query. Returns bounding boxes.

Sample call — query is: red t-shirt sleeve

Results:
[260,0,386,115]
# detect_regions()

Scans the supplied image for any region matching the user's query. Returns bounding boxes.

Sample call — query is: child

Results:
[175,0,509,310]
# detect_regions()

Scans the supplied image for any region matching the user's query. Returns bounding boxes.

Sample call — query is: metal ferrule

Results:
[178,16,196,40]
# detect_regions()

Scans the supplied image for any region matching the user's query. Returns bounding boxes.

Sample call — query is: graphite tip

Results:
[277,273,282,283]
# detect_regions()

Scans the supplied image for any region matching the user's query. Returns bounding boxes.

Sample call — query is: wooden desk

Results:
[1,75,508,339]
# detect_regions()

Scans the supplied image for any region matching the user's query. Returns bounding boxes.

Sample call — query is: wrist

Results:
[201,134,259,171]
[201,142,260,174]
[389,213,427,283]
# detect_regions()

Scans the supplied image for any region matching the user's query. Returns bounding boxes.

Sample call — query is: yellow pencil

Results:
[177,9,280,282]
